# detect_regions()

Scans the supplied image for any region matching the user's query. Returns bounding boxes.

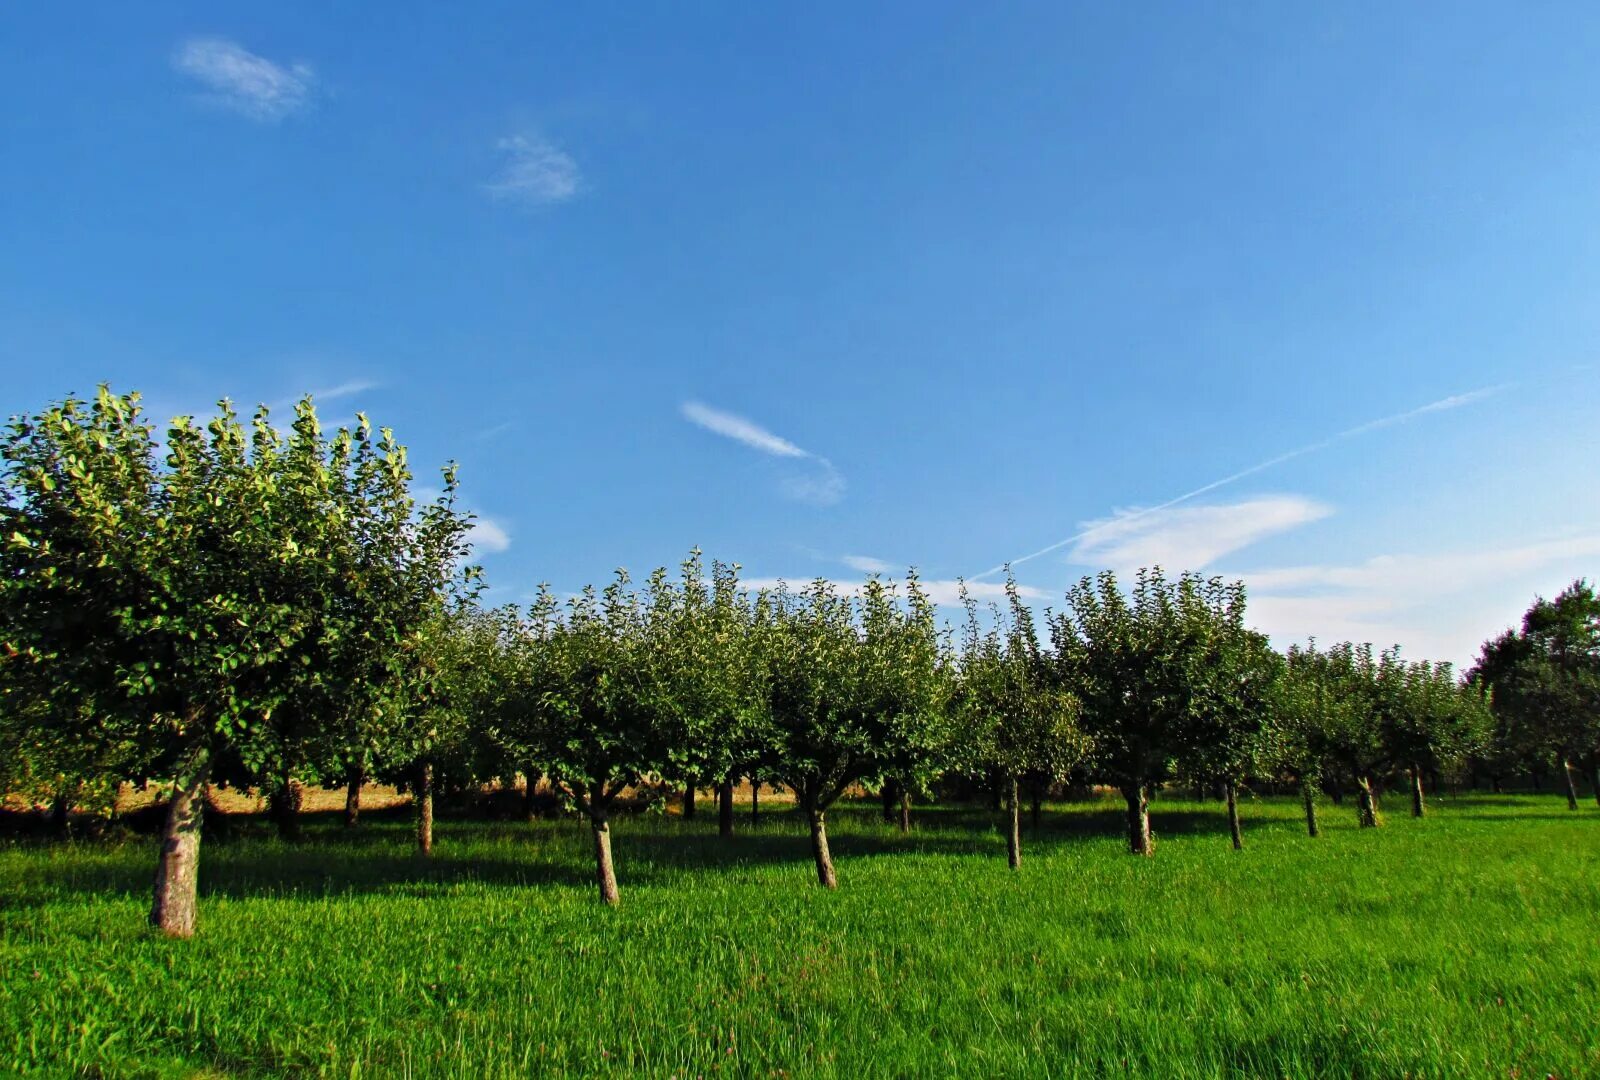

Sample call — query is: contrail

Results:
[972,383,1511,580]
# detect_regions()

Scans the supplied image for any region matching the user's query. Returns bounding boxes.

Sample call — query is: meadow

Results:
[3,791,1597,1079]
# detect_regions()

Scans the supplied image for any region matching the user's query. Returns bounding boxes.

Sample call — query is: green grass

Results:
[3,793,1597,1079]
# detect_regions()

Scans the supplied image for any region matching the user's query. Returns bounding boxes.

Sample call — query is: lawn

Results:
[2,792,1596,1078]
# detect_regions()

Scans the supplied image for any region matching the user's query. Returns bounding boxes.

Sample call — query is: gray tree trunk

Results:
[344,766,363,828]
[150,745,213,938]
[750,778,759,823]
[415,761,434,856]
[1122,782,1152,856]
[1562,759,1579,811]
[1590,764,1600,809]
[1356,774,1381,828]
[898,788,911,834]
[1302,779,1320,838]
[682,779,696,819]
[807,803,837,888]
[1409,765,1425,818]
[591,812,620,905]
[1225,781,1243,850]
[1005,775,1021,870]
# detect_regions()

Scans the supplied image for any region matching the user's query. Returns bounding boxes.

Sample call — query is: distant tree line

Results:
[2,391,1594,937]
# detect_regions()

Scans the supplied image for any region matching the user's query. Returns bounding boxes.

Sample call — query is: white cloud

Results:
[484,134,580,206]
[1239,531,1600,665]
[469,517,512,554]
[681,400,845,506]
[681,401,808,458]
[842,554,893,573]
[977,383,1508,579]
[173,37,315,122]
[1070,495,1332,573]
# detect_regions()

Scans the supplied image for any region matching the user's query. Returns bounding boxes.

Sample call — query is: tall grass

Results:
[3,792,1596,1078]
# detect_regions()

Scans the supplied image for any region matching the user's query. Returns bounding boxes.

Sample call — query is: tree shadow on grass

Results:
[5,797,1409,913]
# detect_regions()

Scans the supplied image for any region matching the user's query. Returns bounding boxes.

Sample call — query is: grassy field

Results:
[2,792,1597,1079]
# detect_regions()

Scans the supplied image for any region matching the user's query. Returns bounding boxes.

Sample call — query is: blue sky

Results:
[4,3,1599,664]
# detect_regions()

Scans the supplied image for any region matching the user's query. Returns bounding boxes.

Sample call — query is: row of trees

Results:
[2,391,1591,938]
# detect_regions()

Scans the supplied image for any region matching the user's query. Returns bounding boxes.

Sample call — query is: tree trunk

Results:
[415,761,434,856]
[1030,783,1042,830]
[1122,782,1152,856]
[269,773,303,841]
[1005,775,1021,870]
[898,788,911,834]
[1590,764,1600,809]
[718,777,735,838]
[1225,781,1243,850]
[1302,779,1320,838]
[881,781,897,823]
[150,744,213,938]
[522,769,539,821]
[807,803,837,888]
[591,812,620,905]
[750,778,759,823]
[1491,774,1503,794]
[49,792,71,838]
[1356,774,1381,828]
[1409,765,1426,818]
[344,766,363,828]
[682,779,696,819]
[1562,759,1579,811]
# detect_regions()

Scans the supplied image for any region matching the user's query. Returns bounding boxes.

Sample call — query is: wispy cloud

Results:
[976,383,1510,579]
[307,379,377,403]
[469,517,512,555]
[1240,531,1600,665]
[172,37,315,122]
[476,421,516,442]
[842,554,894,573]
[484,134,580,206]
[1070,495,1332,573]
[780,469,846,507]
[681,400,845,506]
[682,401,808,458]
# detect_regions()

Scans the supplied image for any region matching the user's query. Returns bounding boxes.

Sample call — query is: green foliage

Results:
[1269,641,1357,787]
[1050,569,1250,793]
[956,575,1087,788]
[1308,642,1390,787]
[756,574,949,814]
[1385,656,1491,776]
[0,390,475,784]
[1471,579,1600,777]
[652,551,768,791]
